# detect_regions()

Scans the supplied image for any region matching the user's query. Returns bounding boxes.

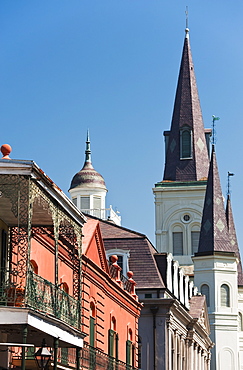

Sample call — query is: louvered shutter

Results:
[173,232,183,255]
[191,231,200,254]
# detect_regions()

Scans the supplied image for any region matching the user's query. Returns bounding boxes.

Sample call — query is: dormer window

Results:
[107,249,130,277]
[180,128,192,159]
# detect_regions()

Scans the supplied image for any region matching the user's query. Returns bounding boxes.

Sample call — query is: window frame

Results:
[180,127,192,159]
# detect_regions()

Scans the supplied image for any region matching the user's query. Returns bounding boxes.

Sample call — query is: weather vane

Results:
[227,171,234,197]
[212,115,220,145]
[185,6,189,29]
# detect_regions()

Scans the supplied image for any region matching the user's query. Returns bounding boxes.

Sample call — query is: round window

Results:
[183,214,190,222]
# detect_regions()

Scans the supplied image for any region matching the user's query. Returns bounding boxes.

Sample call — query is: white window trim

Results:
[106,249,130,277]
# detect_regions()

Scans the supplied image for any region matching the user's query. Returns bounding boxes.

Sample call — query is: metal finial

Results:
[212,115,220,145]
[227,171,235,197]
[85,130,92,163]
[185,6,189,29]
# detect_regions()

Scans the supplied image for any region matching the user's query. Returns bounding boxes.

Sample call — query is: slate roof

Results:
[163,30,209,182]
[86,215,165,289]
[197,146,232,254]
[226,195,243,286]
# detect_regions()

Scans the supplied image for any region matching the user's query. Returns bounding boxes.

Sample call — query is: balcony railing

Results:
[11,344,137,370]
[0,269,80,329]
[81,343,137,370]
[28,271,80,328]
[109,265,133,294]
[81,205,121,226]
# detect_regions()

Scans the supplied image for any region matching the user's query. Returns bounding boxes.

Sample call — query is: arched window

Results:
[30,260,38,274]
[107,249,130,277]
[126,329,133,366]
[221,284,230,307]
[180,129,192,159]
[90,303,96,347]
[109,316,118,359]
[201,284,210,307]
[191,226,200,255]
[172,226,183,256]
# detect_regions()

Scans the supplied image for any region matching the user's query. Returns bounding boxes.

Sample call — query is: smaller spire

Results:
[197,148,231,255]
[226,188,243,285]
[69,131,107,191]
[85,130,92,164]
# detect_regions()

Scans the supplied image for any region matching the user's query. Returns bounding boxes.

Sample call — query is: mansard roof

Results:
[226,195,243,286]
[85,215,165,289]
[197,146,232,255]
[163,30,209,182]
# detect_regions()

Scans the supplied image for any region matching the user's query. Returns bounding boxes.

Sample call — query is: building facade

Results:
[0,146,141,370]
[88,215,213,370]
[154,28,243,369]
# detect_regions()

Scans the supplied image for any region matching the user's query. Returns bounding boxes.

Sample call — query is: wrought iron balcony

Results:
[11,344,137,370]
[0,269,80,329]
[81,343,137,370]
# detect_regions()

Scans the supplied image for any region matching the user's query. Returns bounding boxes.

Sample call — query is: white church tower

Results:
[69,131,121,225]
[153,28,211,265]
[193,145,240,369]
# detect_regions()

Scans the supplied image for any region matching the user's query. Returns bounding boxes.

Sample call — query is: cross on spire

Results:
[185,6,189,29]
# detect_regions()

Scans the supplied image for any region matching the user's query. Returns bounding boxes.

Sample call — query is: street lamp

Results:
[35,339,52,369]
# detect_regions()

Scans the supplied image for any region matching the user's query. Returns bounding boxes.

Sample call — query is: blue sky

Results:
[1,1,243,249]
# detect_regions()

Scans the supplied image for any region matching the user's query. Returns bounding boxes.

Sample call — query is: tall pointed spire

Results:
[163,29,210,182]
[197,146,231,255]
[226,194,243,285]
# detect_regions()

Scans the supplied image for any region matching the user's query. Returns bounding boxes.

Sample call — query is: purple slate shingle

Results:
[197,146,232,254]
[163,32,209,182]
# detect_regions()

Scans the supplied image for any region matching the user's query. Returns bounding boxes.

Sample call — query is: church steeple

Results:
[226,194,243,285]
[163,29,210,182]
[197,146,231,255]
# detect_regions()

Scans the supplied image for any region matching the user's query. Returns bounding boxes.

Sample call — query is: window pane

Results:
[81,196,90,210]
[221,284,230,307]
[93,196,101,209]
[201,284,210,307]
[191,231,200,254]
[181,130,191,158]
[173,232,183,255]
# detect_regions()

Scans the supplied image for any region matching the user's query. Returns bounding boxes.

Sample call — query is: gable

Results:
[82,219,109,273]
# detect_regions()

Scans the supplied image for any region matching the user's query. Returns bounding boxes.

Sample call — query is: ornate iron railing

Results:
[81,343,137,370]
[0,268,80,329]
[27,271,80,328]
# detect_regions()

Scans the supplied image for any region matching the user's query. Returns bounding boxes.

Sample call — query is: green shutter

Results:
[90,316,95,347]
[126,340,132,365]
[181,130,192,158]
[108,329,115,357]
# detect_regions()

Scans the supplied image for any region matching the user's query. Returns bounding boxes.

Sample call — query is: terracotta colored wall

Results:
[82,258,140,366]
[30,237,74,297]
[31,239,55,283]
